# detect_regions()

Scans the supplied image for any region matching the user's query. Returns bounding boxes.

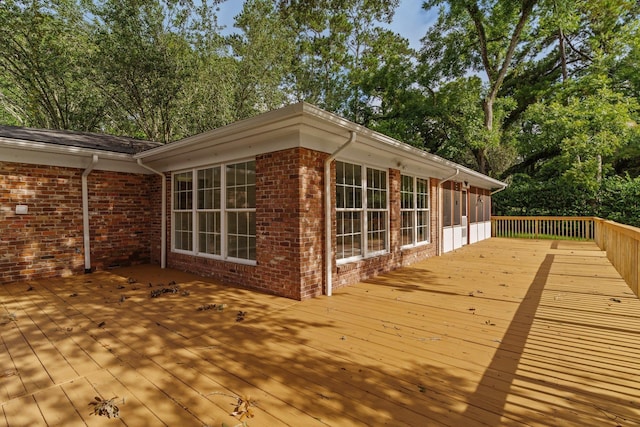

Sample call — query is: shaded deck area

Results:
[2,238,640,426]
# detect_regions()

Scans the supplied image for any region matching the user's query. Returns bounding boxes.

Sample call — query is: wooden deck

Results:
[2,238,640,426]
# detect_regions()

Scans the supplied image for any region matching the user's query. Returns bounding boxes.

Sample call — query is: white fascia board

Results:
[139,129,303,172]
[134,103,308,163]
[298,113,505,189]
[0,137,152,174]
[134,101,506,189]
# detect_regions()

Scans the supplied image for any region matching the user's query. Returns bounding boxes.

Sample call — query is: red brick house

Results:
[0,103,505,299]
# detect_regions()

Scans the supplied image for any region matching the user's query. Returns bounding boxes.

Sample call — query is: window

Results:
[401,175,430,247]
[401,175,414,246]
[336,161,387,261]
[336,162,362,259]
[226,161,256,260]
[173,171,193,251]
[197,167,221,255]
[367,168,387,253]
[172,160,256,263]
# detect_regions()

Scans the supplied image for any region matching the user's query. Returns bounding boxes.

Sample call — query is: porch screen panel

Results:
[366,167,388,253]
[443,182,452,227]
[336,161,363,259]
[469,188,478,223]
[484,192,491,221]
[454,184,461,226]
[173,171,193,251]
[226,161,256,260]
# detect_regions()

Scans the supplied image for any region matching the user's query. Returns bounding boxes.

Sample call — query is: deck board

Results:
[1,238,640,426]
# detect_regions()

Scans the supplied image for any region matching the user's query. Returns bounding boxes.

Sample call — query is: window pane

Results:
[227,212,256,260]
[198,167,221,210]
[417,211,429,242]
[366,168,387,209]
[416,178,429,210]
[336,185,345,208]
[367,211,387,252]
[401,175,413,209]
[401,211,413,246]
[336,162,362,209]
[173,172,192,210]
[336,211,362,259]
[174,212,192,251]
[198,212,220,255]
[227,161,256,209]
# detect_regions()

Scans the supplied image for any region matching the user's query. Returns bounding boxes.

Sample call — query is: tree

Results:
[228,0,297,119]
[0,0,105,130]
[87,0,201,142]
[420,0,538,174]
[278,0,399,120]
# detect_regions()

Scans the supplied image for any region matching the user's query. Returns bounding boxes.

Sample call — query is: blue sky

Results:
[216,0,437,50]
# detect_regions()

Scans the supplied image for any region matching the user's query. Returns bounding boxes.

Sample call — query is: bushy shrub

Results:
[493,174,640,227]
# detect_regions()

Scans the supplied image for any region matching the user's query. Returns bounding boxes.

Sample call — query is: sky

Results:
[216,0,438,51]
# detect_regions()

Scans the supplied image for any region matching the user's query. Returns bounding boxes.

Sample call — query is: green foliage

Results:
[278,0,400,119]
[597,175,640,227]
[87,0,197,142]
[494,174,640,227]
[0,0,105,130]
[0,0,638,217]
[493,174,598,217]
[229,0,296,118]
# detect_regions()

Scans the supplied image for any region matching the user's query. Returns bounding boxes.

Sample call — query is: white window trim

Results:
[336,162,389,265]
[171,158,256,266]
[401,175,431,249]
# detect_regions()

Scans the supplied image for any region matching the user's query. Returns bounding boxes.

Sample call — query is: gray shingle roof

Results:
[0,125,162,154]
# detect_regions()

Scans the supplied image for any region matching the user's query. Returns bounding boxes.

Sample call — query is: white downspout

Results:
[437,169,459,256]
[82,155,99,273]
[491,185,507,196]
[324,131,357,296]
[137,159,166,268]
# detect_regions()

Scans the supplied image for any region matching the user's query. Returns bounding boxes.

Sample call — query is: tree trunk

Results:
[559,28,568,81]
[483,97,494,131]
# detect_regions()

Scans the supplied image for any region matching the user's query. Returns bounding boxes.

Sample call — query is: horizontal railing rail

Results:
[492,216,640,297]
[491,216,595,240]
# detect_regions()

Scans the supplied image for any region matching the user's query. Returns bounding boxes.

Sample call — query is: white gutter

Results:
[137,159,167,268]
[437,169,460,256]
[324,131,357,296]
[491,185,507,195]
[82,155,99,273]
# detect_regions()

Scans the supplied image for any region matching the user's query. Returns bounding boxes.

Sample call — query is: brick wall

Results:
[164,150,442,299]
[88,170,155,270]
[166,147,326,300]
[333,172,439,290]
[0,162,154,284]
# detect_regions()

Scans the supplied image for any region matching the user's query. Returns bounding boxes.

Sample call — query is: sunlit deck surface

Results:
[2,238,640,426]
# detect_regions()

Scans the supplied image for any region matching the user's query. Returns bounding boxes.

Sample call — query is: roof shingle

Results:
[0,125,161,154]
